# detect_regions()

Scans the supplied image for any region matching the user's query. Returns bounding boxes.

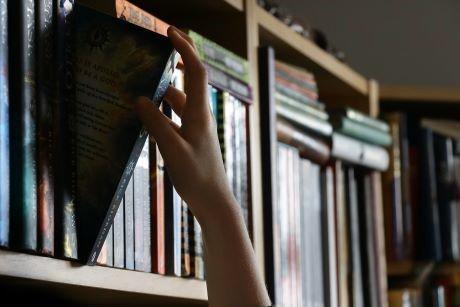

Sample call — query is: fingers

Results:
[167,26,203,77]
[164,85,186,116]
[135,97,184,152]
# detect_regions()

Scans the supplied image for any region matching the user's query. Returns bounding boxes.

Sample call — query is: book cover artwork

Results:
[74,4,177,264]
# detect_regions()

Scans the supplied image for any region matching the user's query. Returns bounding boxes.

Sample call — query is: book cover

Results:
[331,116,392,146]
[37,0,55,256]
[188,30,249,84]
[150,140,165,274]
[73,3,177,264]
[124,175,135,270]
[9,0,37,251]
[55,0,78,260]
[0,0,9,247]
[133,141,151,272]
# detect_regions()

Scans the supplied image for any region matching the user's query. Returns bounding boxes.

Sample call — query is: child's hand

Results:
[135,26,236,224]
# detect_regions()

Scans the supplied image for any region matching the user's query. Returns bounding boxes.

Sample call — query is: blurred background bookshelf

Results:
[1,0,459,306]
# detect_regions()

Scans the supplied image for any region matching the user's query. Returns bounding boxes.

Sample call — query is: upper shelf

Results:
[0,250,207,306]
[255,6,369,99]
[381,85,460,103]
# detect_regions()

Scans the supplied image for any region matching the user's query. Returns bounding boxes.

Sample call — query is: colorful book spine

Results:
[9,0,37,251]
[343,108,389,132]
[133,141,151,272]
[37,0,55,256]
[116,0,169,36]
[275,61,316,91]
[275,83,324,110]
[191,216,205,279]
[124,175,135,270]
[332,117,392,146]
[189,30,249,83]
[181,202,191,277]
[275,76,318,100]
[150,140,165,274]
[204,62,252,104]
[0,0,9,247]
[113,197,125,268]
[55,0,77,259]
[276,103,333,136]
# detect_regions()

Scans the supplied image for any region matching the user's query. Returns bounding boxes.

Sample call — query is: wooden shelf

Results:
[0,250,207,305]
[381,85,460,103]
[255,6,368,101]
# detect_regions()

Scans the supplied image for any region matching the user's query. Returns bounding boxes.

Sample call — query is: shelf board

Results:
[255,6,368,100]
[132,0,243,12]
[381,85,460,103]
[0,250,207,304]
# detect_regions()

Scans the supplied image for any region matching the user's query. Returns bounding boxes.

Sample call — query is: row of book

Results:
[259,47,391,306]
[383,115,460,263]
[0,0,251,278]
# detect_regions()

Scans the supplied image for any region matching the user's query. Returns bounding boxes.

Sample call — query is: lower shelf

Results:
[0,249,207,306]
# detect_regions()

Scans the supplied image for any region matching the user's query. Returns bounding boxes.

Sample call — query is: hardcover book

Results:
[73,3,177,264]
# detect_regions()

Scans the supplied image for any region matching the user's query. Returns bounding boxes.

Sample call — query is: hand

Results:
[135,26,236,225]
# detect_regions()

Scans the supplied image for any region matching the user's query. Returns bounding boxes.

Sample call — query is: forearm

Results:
[196,197,271,307]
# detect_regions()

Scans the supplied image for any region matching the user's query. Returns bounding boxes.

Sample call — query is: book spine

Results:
[239,101,249,229]
[275,92,328,120]
[181,201,191,277]
[37,0,55,256]
[113,196,125,268]
[189,30,249,83]
[116,0,169,35]
[275,76,318,100]
[106,225,114,266]
[275,83,324,110]
[124,175,135,270]
[9,0,37,251]
[275,67,317,93]
[276,104,333,136]
[192,216,205,279]
[336,117,392,146]
[150,140,165,274]
[204,63,252,104]
[345,108,389,132]
[133,141,151,272]
[0,0,9,247]
[55,0,77,259]
[275,61,316,85]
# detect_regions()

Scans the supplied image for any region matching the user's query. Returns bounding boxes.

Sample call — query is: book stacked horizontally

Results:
[329,108,391,171]
[274,61,331,165]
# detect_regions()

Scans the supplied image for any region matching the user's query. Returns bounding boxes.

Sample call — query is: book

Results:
[37,0,55,256]
[275,61,317,92]
[333,107,389,132]
[331,133,389,171]
[55,0,77,260]
[275,76,318,100]
[124,175,135,270]
[331,116,392,146]
[275,92,328,121]
[275,83,323,110]
[113,196,125,268]
[181,202,191,277]
[116,0,169,35]
[150,140,165,274]
[188,30,249,83]
[0,0,9,247]
[276,119,330,165]
[9,0,38,251]
[133,141,151,272]
[276,103,333,137]
[191,216,205,279]
[72,3,177,264]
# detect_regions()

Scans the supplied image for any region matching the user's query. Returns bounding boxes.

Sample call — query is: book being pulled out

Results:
[73,4,178,264]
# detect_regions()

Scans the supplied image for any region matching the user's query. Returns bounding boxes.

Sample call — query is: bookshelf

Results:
[1,0,384,305]
[381,85,460,104]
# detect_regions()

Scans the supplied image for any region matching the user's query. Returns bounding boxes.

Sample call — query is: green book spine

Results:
[345,108,389,132]
[189,30,249,83]
[275,83,324,110]
[275,92,329,121]
[276,104,333,137]
[335,117,392,146]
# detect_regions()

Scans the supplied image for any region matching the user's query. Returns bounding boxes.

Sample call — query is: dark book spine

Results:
[433,134,457,260]
[258,46,278,303]
[124,176,135,270]
[150,140,165,274]
[420,128,442,260]
[133,141,151,272]
[55,0,77,259]
[37,0,55,256]
[181,201,191,277]
[9,0,37,251]
[113,197,125,268]
[0,0,9,247]
[204,63,252,104]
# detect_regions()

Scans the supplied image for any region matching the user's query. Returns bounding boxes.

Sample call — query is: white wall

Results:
[282,0,460,86]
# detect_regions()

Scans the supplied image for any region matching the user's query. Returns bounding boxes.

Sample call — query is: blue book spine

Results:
[0,0,9,247]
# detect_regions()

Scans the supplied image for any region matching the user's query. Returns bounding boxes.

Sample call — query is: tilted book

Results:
[73,4,177,264]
